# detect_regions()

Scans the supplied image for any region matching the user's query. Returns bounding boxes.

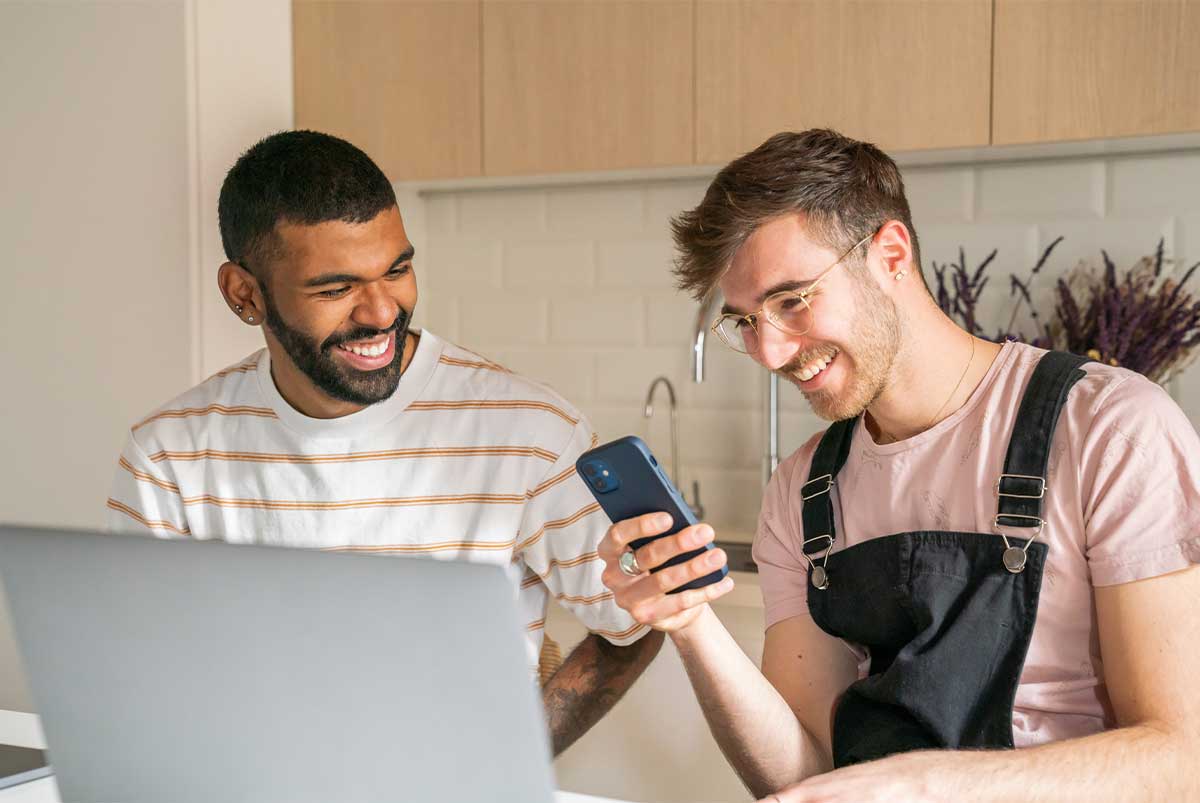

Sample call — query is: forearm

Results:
[906,721,1199,802]
[541,629,664,756]
[672,605,828,796]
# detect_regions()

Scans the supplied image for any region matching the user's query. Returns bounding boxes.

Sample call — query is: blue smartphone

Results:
[576,435,727,593]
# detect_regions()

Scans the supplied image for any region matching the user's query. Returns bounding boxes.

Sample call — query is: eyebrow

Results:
[302,246,416,288]
[720,278,812,316]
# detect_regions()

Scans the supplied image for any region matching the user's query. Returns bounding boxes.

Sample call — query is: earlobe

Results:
[218,261,261,325]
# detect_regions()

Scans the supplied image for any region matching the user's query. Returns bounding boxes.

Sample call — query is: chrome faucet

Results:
[644,376,704,519]
[690,290,780,488]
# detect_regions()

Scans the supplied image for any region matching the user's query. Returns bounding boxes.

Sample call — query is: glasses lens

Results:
[715,317,755,353]
[764,293,813,335]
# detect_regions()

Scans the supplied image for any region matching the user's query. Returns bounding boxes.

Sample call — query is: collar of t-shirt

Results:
[859,340,1019,456]
[255,328,444,440]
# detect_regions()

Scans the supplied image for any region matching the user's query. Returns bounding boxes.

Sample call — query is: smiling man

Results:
[106,130,661,755]
[597,129,1200,801]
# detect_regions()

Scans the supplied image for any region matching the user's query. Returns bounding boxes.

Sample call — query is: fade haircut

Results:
[671,128,923,300]
[217,130,397,277]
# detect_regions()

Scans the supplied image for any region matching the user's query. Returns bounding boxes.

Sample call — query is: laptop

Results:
[0,525,557,803]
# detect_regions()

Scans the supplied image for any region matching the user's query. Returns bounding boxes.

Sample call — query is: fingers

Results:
[601,511,674,558]
[626,572,735,628]
[619,550,734,627]
[632,522,715,573]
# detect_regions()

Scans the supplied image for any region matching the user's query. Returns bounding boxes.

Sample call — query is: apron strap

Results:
[995,351,1090,530]
[801,416,858,556]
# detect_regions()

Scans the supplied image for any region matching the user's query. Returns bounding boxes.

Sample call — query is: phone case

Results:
[575,435,727,593]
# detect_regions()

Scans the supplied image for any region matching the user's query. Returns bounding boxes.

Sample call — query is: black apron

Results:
[799,351,1089,767]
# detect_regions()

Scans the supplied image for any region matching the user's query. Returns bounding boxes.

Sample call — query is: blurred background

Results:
[2,2,1199,800]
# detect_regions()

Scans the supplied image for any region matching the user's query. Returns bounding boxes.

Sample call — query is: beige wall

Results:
[0,0,292,713]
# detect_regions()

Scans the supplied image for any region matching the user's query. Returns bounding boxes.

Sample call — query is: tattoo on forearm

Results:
[541,631,664,756]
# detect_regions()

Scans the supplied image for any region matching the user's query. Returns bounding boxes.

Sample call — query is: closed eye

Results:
[317,286,351,299]
[386,263,412,279]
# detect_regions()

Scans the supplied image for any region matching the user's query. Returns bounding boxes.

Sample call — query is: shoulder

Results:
[420,331,592,451]
[127,350,270,450]
[426,339,588,431]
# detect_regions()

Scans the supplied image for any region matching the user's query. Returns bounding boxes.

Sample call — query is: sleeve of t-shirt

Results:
[1080,373,1200,586]
[753,433,823,629]
[105,430,191,539]
[515,418,649,646]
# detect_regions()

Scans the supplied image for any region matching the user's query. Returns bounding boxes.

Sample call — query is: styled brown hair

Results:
[671,129,922,300]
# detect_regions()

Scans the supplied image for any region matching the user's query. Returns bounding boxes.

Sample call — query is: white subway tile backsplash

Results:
[458,294,547,348]
[597,238,677,288]
[902,166,974,225]
[977,161,1104,220]
[1039,217,1175,276]
[645,292,700,348]
[644,180,707,232]
[417,297,459,344]
[550,294,644,346]
[685,465,764,533]
[593,347,690,404]
[546,185,645,234]
[492,348,595,403]
[1109,153,1200,215]
[584,404,650,444]
[683,346,765,409]
[502,239,594,288]
[677,408,763,469]
[1179,212,1200,270]
[424,239,502,290]
[458,189,546,236]
[422,194,457,237]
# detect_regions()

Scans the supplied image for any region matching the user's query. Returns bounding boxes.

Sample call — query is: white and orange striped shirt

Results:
[107,330,647,666]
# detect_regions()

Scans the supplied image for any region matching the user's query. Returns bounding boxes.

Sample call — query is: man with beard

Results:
[107,130,661,755]
[597,130,1200,801]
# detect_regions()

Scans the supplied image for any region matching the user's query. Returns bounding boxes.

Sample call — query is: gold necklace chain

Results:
[926,334,976,431]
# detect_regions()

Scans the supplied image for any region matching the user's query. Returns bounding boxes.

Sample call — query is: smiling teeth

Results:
[342,340,387,358]
[798,350,838,382]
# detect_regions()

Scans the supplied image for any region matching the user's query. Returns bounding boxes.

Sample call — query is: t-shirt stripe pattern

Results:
[107,331,646,668]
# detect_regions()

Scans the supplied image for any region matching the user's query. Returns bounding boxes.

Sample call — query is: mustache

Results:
[321,308,411,351]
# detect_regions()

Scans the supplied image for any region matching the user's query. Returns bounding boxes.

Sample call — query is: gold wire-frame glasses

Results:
[711,228,877,354]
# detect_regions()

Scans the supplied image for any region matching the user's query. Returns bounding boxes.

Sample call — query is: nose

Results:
[351,281,400,331]
[753,321,800,371]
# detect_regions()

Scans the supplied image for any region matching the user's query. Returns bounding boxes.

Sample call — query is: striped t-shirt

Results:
[106,329,647,666]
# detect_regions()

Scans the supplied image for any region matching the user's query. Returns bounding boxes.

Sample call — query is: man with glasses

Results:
[597,129,1200,800]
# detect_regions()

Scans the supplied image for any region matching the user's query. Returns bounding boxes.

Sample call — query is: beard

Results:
[261,289,412,406]
[779,277,901,422]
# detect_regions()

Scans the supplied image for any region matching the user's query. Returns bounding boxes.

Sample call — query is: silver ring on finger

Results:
[618,548,642,577]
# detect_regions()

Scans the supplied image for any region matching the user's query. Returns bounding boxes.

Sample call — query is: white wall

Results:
[0,0,292,713]
[416,148,1200,537]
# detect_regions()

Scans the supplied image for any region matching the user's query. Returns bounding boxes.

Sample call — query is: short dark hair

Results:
[217,130,397,275]
[671,128,922,301]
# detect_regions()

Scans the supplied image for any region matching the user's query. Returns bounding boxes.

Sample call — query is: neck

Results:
[268,330,418,419]
[864,298,1001,445]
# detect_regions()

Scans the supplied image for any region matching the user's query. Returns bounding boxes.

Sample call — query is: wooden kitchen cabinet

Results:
[992,0,1200,145]
[481,0,693,175]
[292,1,482,181]
[695,0,993,163]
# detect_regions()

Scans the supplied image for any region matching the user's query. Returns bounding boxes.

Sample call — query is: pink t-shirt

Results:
[753,341,1200,748]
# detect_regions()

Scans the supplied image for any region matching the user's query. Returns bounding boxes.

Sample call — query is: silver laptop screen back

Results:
[0,526,556,803]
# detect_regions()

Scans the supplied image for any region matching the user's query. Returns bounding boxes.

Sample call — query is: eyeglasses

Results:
[711,229,877,355]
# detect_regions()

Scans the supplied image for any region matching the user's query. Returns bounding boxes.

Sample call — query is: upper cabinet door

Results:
[482,0,693,175]
[993,1,1200,145]
[695,1,993,164]
[293,1,482,181]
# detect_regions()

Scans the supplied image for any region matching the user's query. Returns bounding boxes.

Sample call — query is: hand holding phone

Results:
[576,435,728,593]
